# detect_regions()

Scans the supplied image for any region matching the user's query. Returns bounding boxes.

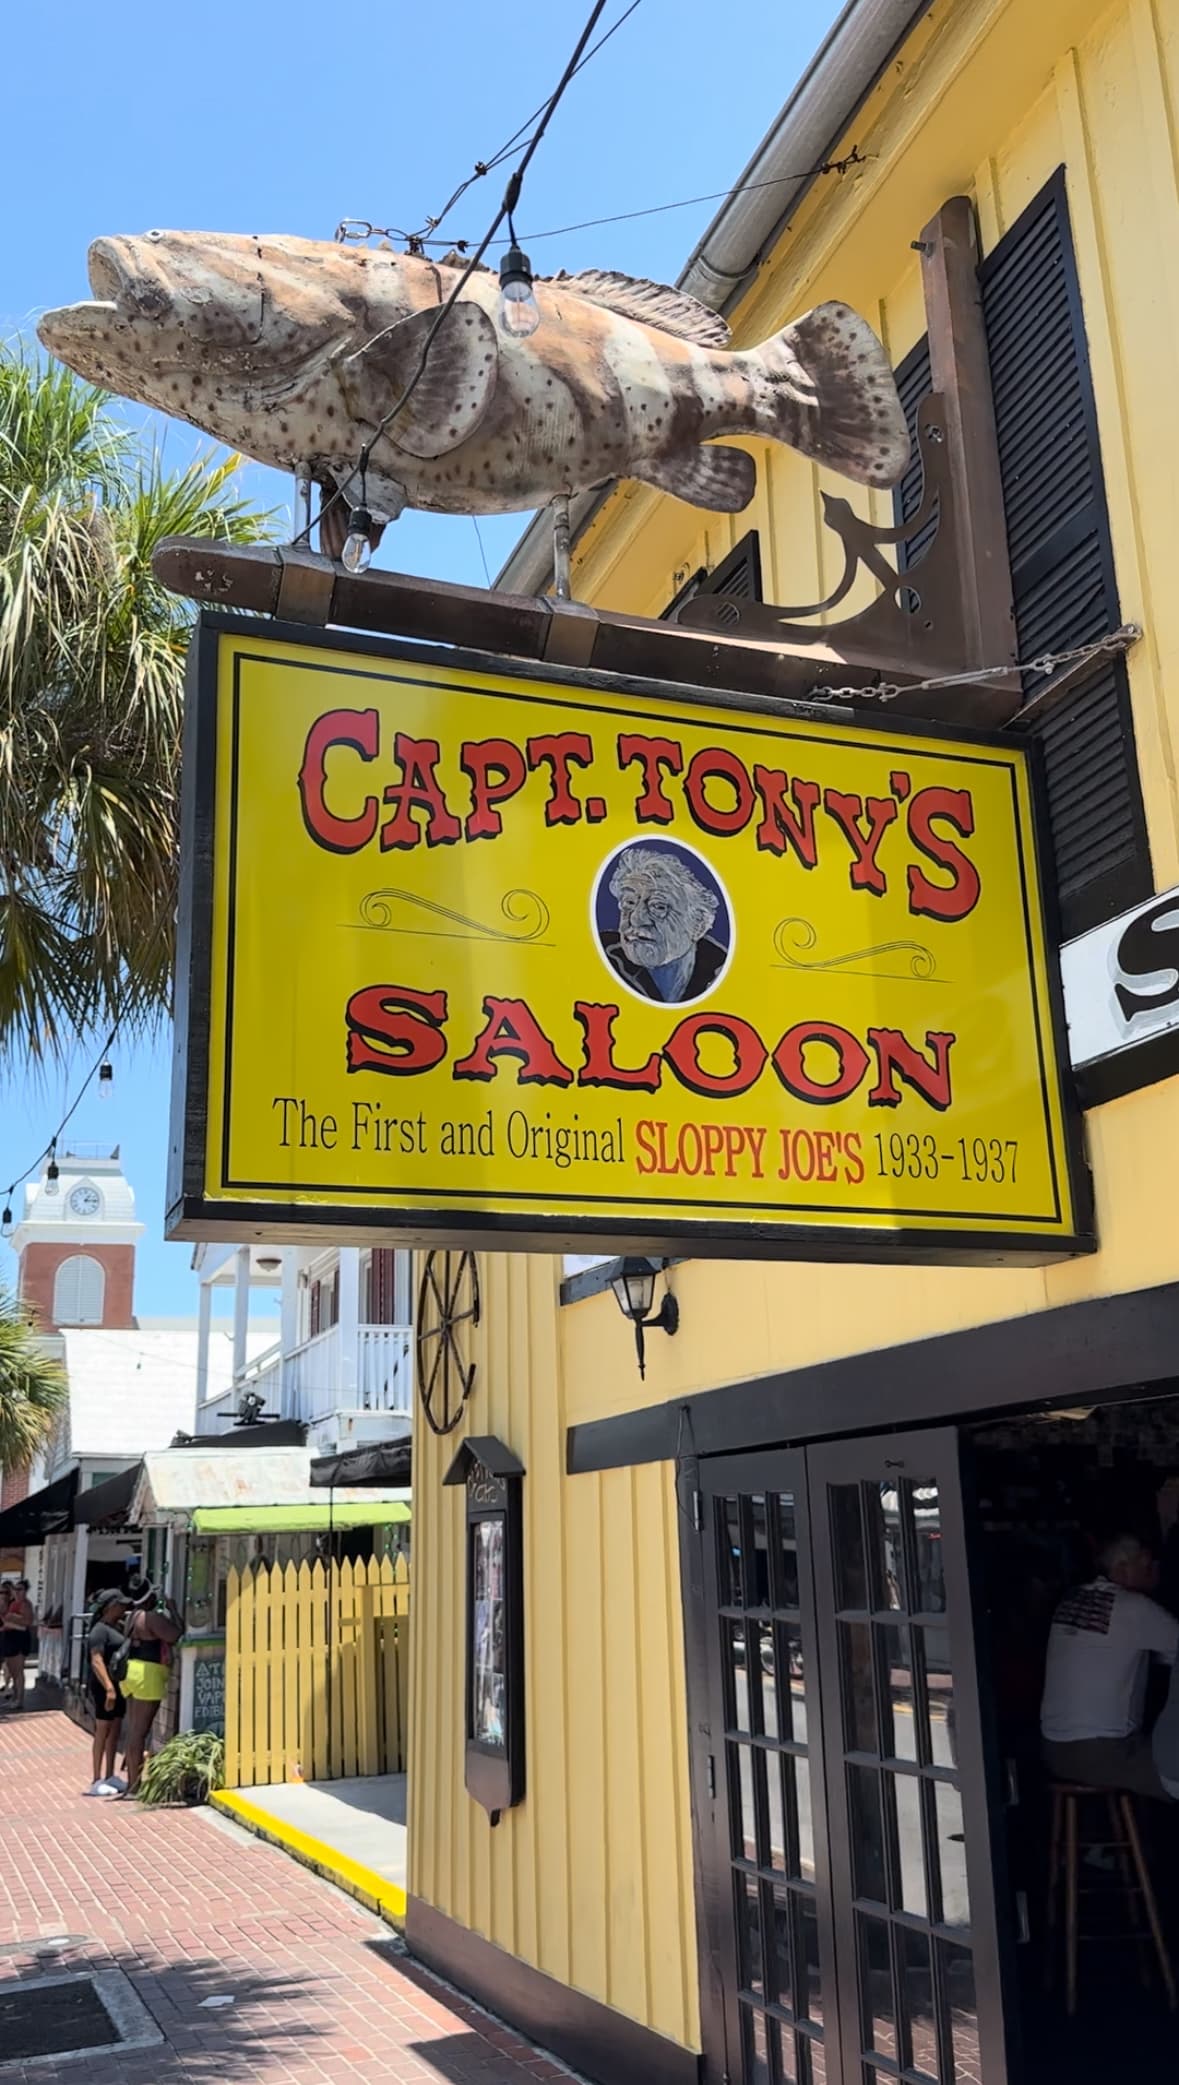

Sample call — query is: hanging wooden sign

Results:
[166,613,1092,1263]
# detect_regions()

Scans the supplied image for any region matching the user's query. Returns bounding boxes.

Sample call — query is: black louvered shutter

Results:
[979,172,1149,937]
[892,176,1150,940]
[893,339,937,573]
[663,530,762,618]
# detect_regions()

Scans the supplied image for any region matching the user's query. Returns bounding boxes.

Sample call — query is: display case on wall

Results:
[443,1436,525,1824]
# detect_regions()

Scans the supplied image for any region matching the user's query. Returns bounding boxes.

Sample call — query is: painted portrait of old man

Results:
[595,840,732,1006]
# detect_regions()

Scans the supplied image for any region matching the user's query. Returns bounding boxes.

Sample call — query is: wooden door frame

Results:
[806,1427,1014,2085]
[681,1447,845,2085]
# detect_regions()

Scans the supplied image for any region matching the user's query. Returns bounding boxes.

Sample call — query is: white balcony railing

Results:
[280,1323,413,1425]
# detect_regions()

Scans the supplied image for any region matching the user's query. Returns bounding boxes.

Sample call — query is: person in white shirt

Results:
[1040,1532,1179,1799]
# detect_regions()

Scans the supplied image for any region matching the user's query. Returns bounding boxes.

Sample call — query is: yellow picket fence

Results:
[224,1555,410,1789]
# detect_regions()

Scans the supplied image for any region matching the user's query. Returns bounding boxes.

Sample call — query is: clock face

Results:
[68,1183,102,1218]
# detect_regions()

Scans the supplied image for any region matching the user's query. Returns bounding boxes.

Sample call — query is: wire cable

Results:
[1,1021,123,1223]
[297,0,611,554]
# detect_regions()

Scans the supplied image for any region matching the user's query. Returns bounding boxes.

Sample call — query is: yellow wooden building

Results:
[406,4,1179,2083]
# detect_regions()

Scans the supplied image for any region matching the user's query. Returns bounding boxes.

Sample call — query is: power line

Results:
[470,516,493,587]
[335,146,870,257]
[298,0,613,555]
[0,1021,123,1234]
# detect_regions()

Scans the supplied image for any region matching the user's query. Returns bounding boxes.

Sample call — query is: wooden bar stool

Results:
[1045,1781,1177,2015]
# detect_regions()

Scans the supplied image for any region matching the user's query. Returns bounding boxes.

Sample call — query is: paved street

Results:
[0,1700,572,2084]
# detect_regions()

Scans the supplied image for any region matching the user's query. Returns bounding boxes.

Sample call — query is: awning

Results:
[0,1470,79,1548]
[310,1438,412,1489]
[191,1500,411,1533]
[74,1463,141,1527]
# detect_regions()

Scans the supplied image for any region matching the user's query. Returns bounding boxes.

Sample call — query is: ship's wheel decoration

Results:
[416,1251,480,1436]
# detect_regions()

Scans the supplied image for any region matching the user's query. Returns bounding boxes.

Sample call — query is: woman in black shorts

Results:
[86,1590,129,1795]
[1,1581,35,1706]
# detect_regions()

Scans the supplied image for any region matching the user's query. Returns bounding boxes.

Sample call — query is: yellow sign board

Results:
[168,617,1092,1262]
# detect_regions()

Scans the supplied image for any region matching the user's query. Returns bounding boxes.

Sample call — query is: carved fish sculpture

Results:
[39,232,910,528]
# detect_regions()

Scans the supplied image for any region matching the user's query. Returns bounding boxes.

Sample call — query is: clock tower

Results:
[12,1145,144,1332]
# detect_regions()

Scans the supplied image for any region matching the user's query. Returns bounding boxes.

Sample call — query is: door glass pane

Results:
[935,1784,970,1932]
[849,1764,887,1902]
[867,1483,906,1611]
[742,2002,771,2085]
[878,1622,919,1762]
[729,1740,758,1862]
[924,1626,956,1768]
[767,1750,787,1874]
[795,1756,815,1881]
[831,1484,868,1608]
[840,1622,876,1752]
[752,1622,776,1736]
[798,1892,823,2028]
[737,1873,764,1997]
[766,1886,794,2012]
[774,1492,800,1607]
[721,1496,743,1606]
[775,2019,798,2083]
[940,1940,979,2081]
[776,1623,805,1740]
[901,1927,938,2082]
[747,1495,771,1606]
[909,1481,945,1613]
[805,2036,826,2085]
[857,1911,897,2060]
[726,1621,751,1731]
[893,1772,928,1917]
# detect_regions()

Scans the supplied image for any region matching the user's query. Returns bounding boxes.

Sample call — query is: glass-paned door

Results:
[693,1451,840,2085]
[807,1430,1009,2085]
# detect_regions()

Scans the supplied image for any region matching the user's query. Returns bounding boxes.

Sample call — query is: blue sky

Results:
[1,0,843,1316]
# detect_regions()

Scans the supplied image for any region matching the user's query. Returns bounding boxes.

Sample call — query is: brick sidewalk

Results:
[0,1702,574,2084]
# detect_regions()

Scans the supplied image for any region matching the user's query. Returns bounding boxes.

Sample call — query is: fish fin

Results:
[339,302,497,459]
[753,301,910,488]
[631,443,756,512]
[551,269,730,347]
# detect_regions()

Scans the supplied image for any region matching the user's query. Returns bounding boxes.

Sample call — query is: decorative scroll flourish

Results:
[356,886,551,943]
[773,917,940,982]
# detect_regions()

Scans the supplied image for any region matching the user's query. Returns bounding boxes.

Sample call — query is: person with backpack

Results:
[119,1579,184,1796]
[86,1589,130,1796]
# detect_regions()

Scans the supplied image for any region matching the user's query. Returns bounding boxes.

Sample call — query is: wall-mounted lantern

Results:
[609,1257,680,1380]
[443,1434,526,1825]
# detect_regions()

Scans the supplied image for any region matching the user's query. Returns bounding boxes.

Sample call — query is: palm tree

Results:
[0,346,275,1060]
[0,1288,66,1474]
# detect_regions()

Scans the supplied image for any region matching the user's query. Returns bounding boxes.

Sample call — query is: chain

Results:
[805,624,1142,706]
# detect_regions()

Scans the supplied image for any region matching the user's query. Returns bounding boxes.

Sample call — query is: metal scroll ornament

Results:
[416,1251,481,1437]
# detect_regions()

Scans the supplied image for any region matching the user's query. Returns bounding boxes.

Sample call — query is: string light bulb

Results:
[46,1144,59,1185]
[1,1200,12,1239]
[98,1060,113,1101]
[498,244,540,337]
[342,505,374,574]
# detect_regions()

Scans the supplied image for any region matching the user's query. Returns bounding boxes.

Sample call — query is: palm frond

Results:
[0,346,277,1060]
[0,1287,67,1474]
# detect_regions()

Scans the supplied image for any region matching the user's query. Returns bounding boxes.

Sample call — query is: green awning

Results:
[191,1501,411,1533]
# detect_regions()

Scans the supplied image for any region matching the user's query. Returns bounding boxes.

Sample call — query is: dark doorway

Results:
[969,1389,1179,2085]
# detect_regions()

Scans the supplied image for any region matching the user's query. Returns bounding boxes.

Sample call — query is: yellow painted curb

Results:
[211,1789,407,1927]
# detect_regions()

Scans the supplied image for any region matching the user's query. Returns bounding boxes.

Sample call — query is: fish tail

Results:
[750,301,910,488]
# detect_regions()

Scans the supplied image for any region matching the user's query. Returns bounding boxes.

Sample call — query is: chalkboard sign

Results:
[191,1648,225,1736]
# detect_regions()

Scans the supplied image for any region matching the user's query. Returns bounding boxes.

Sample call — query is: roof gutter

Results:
[496,0,934,597]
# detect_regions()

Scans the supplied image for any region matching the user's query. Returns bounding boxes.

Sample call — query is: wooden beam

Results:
[151,538,1007,722]
[919,197,1018,681]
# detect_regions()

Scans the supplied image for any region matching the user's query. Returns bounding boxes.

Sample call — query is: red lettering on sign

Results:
[298,708,380,854]
[823,789,899,895]
[752,769,821,865]
[617,734,683,823]
[461,739,528,841]
[773,1021,871,1103]
[379,735,463,850]
[867,1029,956,1111]
[906,788,981,921]
[527,732,594,825]
[345,984,448,1075]
[683,747,757,836]
[662,1014,768,1098]
[453,998,574,1087]
[574,1004,662,1091]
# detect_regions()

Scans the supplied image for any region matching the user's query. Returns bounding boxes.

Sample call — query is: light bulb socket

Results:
[46,1159,59,1183]
[499,245,534,294]
[98,1062,113,1084]
[1,1207,11,1234]
[346,505,373,539]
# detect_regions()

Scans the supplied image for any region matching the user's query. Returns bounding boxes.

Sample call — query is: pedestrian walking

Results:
[86,1589,129,1796]
[120,1580,183,1795]
[1,1581,36,1708]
